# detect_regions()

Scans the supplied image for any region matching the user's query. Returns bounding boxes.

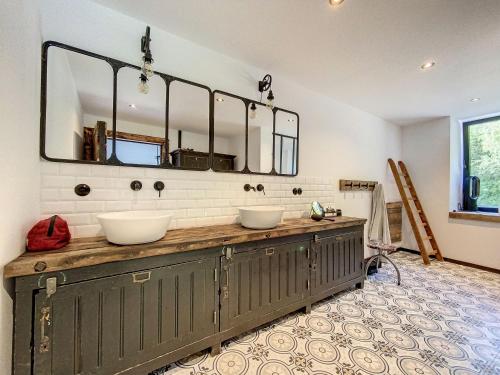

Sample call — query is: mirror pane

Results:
[213,93,245,172]
[45,47,113,161]
[113,67,166,166]
[248,103,274,173]
[274,110,298,175]
[168,80,210,170]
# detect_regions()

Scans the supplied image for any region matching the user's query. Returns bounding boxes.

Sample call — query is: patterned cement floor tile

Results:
[153,252,500,375]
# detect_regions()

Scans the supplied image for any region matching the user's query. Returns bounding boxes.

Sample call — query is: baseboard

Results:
[397,248,500,274]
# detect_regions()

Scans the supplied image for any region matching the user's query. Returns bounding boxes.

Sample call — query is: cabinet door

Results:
[220,241,308,331]
[33,258,217,375]
[311,231,363,296]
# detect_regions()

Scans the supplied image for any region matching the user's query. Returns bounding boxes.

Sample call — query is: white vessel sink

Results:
[97,211,172,245]
[239,206,285,230]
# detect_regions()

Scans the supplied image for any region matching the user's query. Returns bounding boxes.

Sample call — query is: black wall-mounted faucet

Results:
[154,181,165,197]
[256,184,265,195]
[244,184,256,192]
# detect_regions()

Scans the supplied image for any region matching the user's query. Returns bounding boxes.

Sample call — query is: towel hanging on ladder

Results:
[368,184,392,244]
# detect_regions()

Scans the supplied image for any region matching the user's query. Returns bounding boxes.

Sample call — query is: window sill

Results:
[449,211,500,223]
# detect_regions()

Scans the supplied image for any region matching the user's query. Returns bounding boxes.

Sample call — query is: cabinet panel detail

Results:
[220,241,308,331]
[311,231,363,296]
[33,259,216,375]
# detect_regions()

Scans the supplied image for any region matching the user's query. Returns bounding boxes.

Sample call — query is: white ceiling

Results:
[91,0,500,126]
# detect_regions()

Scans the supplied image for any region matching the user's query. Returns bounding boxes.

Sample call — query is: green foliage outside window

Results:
[467,118,500,208]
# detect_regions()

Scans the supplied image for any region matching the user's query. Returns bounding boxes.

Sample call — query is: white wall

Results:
[402,117,500,269]
[0,1,41,373]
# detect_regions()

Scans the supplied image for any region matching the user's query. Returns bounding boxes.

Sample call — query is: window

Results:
[106,138,162,166]
[463,116,500,212]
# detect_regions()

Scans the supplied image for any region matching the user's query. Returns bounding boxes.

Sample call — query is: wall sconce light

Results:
[258,74,275,109]
[249,102,257,119]
[138,25,154,94]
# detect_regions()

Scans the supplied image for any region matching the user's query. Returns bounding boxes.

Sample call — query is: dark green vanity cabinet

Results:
[219,238,310,332]
[32,258,218,375]
[10,222,365,375]
[310,230,365,302]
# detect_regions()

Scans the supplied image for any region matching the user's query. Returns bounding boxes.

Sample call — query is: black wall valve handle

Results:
[130,180,142,191]
[154,181,165,197]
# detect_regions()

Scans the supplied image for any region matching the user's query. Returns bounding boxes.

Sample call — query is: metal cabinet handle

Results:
[266,247,275,256]
[132,271,151,283]
[39,307,51,353]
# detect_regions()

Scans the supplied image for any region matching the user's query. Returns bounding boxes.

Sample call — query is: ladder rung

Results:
[420,223,428,227]
[422,236,433,241]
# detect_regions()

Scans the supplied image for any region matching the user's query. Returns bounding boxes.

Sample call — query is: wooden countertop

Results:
[4,217,366,279]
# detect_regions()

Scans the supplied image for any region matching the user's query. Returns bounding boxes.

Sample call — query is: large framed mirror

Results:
[274,109,299,175]
[167,80,211,170]
[42,43,114,163]
[41,41,299,175]
[213,91,246,172]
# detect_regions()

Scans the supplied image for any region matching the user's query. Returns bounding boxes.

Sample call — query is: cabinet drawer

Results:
[33,258,217,375]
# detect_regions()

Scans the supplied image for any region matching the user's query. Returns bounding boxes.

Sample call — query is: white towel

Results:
[368,184,392,244]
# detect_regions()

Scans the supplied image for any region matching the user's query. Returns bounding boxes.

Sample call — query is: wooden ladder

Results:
[388,159,443,265]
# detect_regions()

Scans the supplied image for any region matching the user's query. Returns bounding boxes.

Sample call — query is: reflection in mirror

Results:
[213,93,245,171]
[274,110,298,175]
[114,67,166,166]
[168,81,210,170]
[248,103,274,173]
[45,47,113,161]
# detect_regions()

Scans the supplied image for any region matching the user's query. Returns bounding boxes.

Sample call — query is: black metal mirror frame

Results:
[40,41,298,176]
[211,90,300,176]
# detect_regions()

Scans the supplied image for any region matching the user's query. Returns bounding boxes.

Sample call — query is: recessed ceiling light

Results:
[470,98,480,102]
[128,104,137,109]
[216,97,224,102]
[420,61,436,70]
[329,0,344,6]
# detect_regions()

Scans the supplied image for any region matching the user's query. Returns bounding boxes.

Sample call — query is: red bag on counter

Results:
[26,215,71,252]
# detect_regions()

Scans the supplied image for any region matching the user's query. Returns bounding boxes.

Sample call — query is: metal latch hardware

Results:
[265,247,275,256]
[306,280,310,290]
[214,269,218,282]
[313,234,320,243]
[46,277,57,298]
[224,246,234,260]
[213,311,217,324]
[39,306,51,353]
[132,271,151,283]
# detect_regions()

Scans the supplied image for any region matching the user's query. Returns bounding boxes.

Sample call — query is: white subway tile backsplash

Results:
[40,161,339,238]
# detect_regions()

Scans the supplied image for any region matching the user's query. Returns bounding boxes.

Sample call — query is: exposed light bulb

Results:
[249,103,257,119]
[266,90,275,109]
